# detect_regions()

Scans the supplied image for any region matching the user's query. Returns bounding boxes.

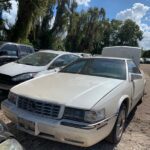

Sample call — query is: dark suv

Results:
[0,42,34,66]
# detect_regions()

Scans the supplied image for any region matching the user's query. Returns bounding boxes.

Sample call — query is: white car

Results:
[1,57,146,147]
[0,50,80,90]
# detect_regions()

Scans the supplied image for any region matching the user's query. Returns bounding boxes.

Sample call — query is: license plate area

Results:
[18,117,35,131]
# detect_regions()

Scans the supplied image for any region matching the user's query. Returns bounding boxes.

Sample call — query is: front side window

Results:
[0,44,18,56]
[61,58,126,80]
[17,52,58,66]
[127,60,141,74]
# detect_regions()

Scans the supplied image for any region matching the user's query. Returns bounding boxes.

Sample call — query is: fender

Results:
[117,95,131,116]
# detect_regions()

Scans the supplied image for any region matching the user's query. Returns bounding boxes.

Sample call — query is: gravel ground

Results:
[0,64,150,150]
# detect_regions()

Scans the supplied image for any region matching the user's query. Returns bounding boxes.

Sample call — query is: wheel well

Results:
[121,98,129,115]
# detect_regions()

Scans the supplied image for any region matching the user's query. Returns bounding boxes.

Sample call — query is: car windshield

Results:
[61,58,126,80]
[17,52,58,66]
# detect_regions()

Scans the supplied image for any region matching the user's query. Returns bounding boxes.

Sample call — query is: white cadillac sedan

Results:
[0,50,80,90]
[1,57,145,147]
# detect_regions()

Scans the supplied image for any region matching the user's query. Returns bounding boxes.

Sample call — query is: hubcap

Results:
[116,109,126,140]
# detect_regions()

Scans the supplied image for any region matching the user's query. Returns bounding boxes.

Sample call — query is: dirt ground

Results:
[0,64,150,150]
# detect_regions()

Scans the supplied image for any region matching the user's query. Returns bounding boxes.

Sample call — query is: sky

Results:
[2,0,150,50]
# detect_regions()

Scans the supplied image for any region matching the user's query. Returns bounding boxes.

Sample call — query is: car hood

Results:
[0,62,47,76]
[11,73,124,109]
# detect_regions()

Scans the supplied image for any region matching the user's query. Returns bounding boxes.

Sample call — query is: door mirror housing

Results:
[129,73,142,81]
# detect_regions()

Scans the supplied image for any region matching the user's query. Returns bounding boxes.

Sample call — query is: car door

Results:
[127,60,145,107]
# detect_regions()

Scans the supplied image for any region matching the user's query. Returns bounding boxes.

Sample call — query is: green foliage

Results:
[10,0,53,43]
[0,0,11,11]
[117,19,143,46]
[1,0,144,53]
[142,50,150,58]
[65,7,106,53]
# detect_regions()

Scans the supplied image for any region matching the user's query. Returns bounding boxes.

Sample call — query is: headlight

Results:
[0,139,24,150]
[63,107,105,123]
[84,109,105,123]
[12,73,37,82]
[8,92,18,104]
[63,108,85,122]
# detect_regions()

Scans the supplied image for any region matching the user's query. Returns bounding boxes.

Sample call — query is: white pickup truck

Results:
[1,47,146,147]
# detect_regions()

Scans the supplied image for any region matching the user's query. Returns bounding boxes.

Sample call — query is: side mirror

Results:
[129,73,142,81]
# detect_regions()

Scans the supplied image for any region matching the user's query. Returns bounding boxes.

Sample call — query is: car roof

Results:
[0,41,33,48]
[83,56,132,61]
[39,50,78,55]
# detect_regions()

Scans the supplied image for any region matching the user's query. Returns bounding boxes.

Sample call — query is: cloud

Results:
[75,0,91,7]
[116,3,150,50]
[116,3,149,24]
[2,0,18,28]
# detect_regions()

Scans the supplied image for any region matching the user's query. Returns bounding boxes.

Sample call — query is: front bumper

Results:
[1,100,117,147]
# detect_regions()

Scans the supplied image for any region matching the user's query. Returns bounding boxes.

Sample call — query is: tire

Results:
[107,104,127,144]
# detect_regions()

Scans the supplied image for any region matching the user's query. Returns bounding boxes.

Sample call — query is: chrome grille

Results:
[18,97,61,118]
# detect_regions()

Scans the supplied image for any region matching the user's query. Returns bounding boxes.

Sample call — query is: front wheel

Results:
[107,104,127,144]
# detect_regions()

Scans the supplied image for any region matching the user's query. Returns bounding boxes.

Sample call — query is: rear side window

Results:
[127,60,141,74]
[0,44,18,56]
[19,46,33,57]
[52,54,79,67]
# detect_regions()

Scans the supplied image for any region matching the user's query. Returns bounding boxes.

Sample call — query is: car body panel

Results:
[0,62,47,76]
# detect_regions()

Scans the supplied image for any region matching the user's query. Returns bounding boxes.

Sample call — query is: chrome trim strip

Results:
[61,113,118,130]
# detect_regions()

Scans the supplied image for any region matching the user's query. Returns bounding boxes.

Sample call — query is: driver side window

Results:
[127,60,141,74]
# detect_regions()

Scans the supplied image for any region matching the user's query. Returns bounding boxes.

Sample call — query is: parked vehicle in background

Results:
[140,58,144,63]
[144,58,150,64]
[35,52,89,77]
[0,42,34,66]
[0,50,80,91]
[0,120,23,150]
[102,46,141,66]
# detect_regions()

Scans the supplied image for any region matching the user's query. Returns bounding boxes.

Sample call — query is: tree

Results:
[11,0,52,43]
[65,7,106,53]
[117,19,143,46]
[0,0,11,28]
